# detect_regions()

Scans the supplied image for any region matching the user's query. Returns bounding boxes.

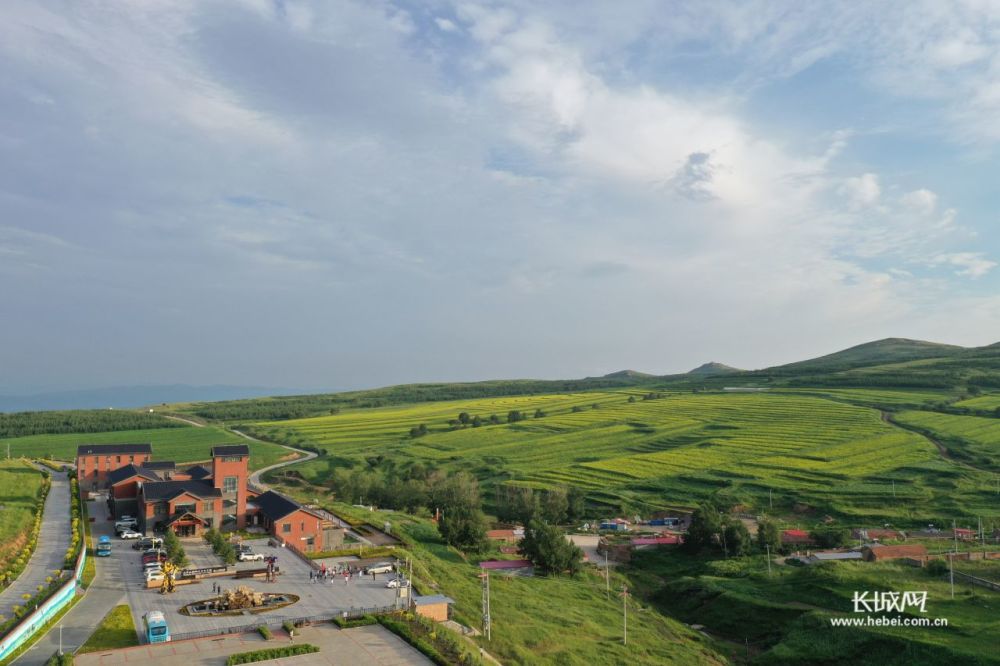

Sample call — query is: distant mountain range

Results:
[0,385,303,413]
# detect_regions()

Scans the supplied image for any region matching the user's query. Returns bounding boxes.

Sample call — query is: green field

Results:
[953,393,1000,411]
[77,604,139,653]
[0,426,293,471]
[0,461,46,577]
[892,411,1000,473]
[249,390,1000,523]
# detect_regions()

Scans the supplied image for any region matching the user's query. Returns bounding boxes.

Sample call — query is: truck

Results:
[143,610,170,643]
[96,535,112,557]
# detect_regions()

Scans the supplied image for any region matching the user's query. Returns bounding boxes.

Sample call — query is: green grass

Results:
[0,460,46,579]
[77,605,139,653]
[0,426,294,471]
[249,390,1000,523]
[953,394,1000,411]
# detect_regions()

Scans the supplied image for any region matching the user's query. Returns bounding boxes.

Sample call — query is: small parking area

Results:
[103,534,401,641]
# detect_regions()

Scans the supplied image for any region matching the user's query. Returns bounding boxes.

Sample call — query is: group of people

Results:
[309,563,367,584]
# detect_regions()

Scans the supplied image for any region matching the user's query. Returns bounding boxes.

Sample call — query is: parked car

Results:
[385,578,409,589]
[145,569,165,583]
[237,544,253,553]
[143,562,163,574]
[118,529,143,540]
[142,552,167,565]
[133,537,164,551]
[363,563,394,575]
[238,551,265,562]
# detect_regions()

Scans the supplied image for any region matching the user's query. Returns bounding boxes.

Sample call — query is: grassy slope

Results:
[0,461,45,574]
[77,604,139,653]
[250,389,998,524]
[0,426,292,471]
[892,410,1000,473]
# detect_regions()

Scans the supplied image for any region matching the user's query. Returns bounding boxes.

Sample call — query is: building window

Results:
[202,502,213,514]
[223,476,238,494]
[223,456,243,463]
[93,456,98,465]
[116,455,121,463]
[282,523,291,534]
[300,522,304,532]
[129,455,134,463]
[155,503,166,516]
[105,456,110,465]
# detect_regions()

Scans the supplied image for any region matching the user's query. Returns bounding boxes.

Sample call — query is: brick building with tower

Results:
[76,441,343,551]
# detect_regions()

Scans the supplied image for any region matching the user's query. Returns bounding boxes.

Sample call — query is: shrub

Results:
[282,620,296,636]
[257,625,272,640]
[226,644,319,665]
[332,614,377,629]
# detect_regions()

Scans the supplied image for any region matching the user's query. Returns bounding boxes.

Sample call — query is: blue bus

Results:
[143,610,170,643]
[96,535,112,557]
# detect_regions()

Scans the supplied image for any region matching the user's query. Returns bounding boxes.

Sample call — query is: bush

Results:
[927,559,949,576]
[226,644,319,665]
[282,620,295,636]
[45,652,74,665]
[332,614,377,629]
[257,625,272,640]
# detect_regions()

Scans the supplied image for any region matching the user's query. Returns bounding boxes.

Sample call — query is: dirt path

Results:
[160,414,206,427]
[233,427,318,491]
[880,410,992,474]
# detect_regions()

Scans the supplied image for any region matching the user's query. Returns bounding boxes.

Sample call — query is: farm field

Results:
[892,410,1000,473]
[0,461,46,581]
[0,425,293,471]
[773,388,955,408]
[953,393,1000,411]
[252,390,995,522]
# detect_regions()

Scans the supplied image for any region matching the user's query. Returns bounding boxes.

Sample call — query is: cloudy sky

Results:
[2,0,1000,392]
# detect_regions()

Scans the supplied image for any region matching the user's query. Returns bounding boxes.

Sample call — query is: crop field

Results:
[952,393,1000,411]
[774,388,954,408]
[892,410,1000,473]
[251,390,997,521]
[0,426,292,471]
[0,461,46,577]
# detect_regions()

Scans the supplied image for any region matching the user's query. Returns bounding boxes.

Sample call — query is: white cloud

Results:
[840,173,881,210]
[900,188,939,215]
[434,17,458,32]
[930,252,997,278]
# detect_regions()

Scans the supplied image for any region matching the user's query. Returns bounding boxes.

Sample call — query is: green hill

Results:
[687,362,742,375]
[765,338,964,374]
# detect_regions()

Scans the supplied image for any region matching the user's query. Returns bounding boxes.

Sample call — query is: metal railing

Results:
[167,605,400,642]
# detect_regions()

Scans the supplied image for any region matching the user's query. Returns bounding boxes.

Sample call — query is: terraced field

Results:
[952,393,1000,411]
[0,425,293,471]
[892,410,1000,473]
[250,390,999,521]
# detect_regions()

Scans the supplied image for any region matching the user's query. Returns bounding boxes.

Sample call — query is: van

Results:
[363,562,394,575]
[143,610,170,643]
[133,537,163,551]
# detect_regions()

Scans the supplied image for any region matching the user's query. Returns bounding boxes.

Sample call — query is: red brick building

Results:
[76,443,152,491]
[250,490,345,553]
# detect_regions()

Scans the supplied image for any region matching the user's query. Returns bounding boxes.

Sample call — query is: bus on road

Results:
[143,610,170,643]
[96,535,112,557]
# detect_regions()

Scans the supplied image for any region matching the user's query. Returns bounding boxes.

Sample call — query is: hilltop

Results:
[687,362,742,376]
[765,337,964,374]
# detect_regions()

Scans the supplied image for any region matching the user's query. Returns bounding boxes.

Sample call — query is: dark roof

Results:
[253,490,302,522]
[76,443,152,456]
[107,464,160,485]
[211,444,249,457]
[141,461,176,470]
[185,465,212,480]
[140,480,221,501]
[413,595,455,606]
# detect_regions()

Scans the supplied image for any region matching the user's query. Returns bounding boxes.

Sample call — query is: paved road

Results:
[235,428,316,491]
[14,498,126,665]
[0,467,71,623]
[74,622,431,666]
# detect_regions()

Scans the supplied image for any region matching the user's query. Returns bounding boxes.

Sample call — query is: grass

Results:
[0,461,46,584]
[250,390,1000,523]
[0,426,294,471]
[77,605,139,653]
[892,410,1000,473]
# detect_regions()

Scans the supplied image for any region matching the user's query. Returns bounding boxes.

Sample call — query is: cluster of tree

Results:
[519,519,584,575]
[0,410,185,438]
[641,392,666,401]
[493,485,586,525]
[185,376,661,422]
[809,526,850,548]
[436,472,490,552]
[327,463,443,513]
[570,403,600,412]
[204,528,237,565]
[409,424,429,438]
[683,504,755,556]
[163,529,188,567]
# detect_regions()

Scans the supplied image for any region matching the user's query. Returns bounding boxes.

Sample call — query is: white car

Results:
[145,570,165,583]
[118,529,143,539]
[385,578,409,589]
[364,563,394,575]
[238,551,265,562]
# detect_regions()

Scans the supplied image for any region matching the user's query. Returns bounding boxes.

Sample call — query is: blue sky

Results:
[1,0,999,392]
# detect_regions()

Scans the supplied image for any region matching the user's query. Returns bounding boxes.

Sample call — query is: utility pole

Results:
[765,544,772,576]
[891,479,895,498]
[605,551,609,600]
[769,488,772,510]
[620,585,629,646]
[951,519,957,599]
[480,571,491,641]
[59,625,62,656]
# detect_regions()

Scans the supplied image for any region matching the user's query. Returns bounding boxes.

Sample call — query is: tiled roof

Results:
[185,465,212,480]
[140,480,221,501]
[107,464,160,485]
[211,444,249,457]
[76,443,152,456]
[413,595,455,606]
[253,490,302,522]
[141,461,176,470]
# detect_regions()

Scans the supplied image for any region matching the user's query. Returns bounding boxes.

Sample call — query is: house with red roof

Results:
[781,529,815,546]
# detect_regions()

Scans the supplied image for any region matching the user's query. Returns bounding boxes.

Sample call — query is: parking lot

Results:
[100,527,401,640]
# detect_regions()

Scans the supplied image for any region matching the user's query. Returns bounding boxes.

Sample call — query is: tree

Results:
[683,504,722,553]
[810,527,849,549]
[507,410,524,423]
[471,415,483,427]
[409,424,428,438]
[566,486,585,522]
[436,472,488,552]
[519,519,583,575]
[489,414,501,425]
[534,409,546,418]
[722,519,753,556]
[757,518,780,553]
[627,396,637,403]
[458,412,471,425]
[541,487,569,524]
